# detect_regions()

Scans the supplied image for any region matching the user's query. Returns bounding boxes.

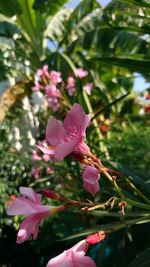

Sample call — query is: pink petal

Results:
[71,239,87,255]
[46,118,66,146]
[20,187,41,204]
[46,251,72,267]
[83,179,100,196]
[55,139,79,160]
[37,144,55,155]
[7,197,38,216]
[72,252,97,267]
[64,103,85,133]
[83,166,100,196]
[81,114,91,137]
[16,214,41,244]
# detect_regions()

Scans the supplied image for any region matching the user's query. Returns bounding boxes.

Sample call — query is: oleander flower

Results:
[75,68,88,79]
[83,165,100,196]
[45,103,91,160]
[46,239,97,267]
[7,187,63,243]
[31,166,41,180]
[83,83,93,95]
[66,76,76,96]
[37,65,50,79]
[50,71,62,85]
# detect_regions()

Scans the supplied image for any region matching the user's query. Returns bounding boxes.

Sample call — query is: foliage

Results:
[0,0,150,266]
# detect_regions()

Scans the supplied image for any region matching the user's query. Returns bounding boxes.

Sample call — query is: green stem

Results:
[83,91,110,159]
[126,198,150,210]
[125,176,150,204]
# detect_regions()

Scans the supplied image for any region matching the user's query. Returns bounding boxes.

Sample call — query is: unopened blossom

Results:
[7,187,63,244]
[50,71,62,85]
[46,239,97,267]
[83,165,100,196]
[66,76,76,96]
[45,103,91,160]
[86,231,106,245]
[83,83,93,95]
[75,68,88,79]
[31,166,41,180]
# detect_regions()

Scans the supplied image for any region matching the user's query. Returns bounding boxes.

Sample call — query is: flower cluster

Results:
[32,65,93,111]
[32,65,62,111]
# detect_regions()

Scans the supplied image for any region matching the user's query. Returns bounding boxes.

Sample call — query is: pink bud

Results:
[86,231,106,245]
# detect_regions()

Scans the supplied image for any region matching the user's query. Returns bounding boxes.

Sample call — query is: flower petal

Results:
[81,114,91,137]
[20,187,41,204]
[72,252,97,267]
[37,144,55,155]
[71,239,87,255]
[7,197,38,216]
[64,104,85,134]
[46,251,72,267]
[16,214,41,244]
[55,139,79,160]
[46,118,66,146]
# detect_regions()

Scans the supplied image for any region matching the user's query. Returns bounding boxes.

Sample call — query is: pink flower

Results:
[32,81,43,92]
[50,71,62,85]
[83,166,100,196]
[66,76,76,96]
[83,83,93,95]
[86,231,106,245]
[75,68,88,79]
[37,65,50,79]
[45,85,60,111]
[46,239,97,267]
[43,154,51,162]
[31,166,41,180]
[37,140,55,156]
[46,103,91,160]
[32,151,41,161]
[7,187,61,243]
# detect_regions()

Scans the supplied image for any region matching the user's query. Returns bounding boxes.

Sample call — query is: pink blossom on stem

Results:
[83,83,93,95]
[37,65,50,79]
[31,166,41,180]
[7,187,63,244]
[86,231,106,245]
[46,103,91,160]
[83,165,100,196]
[32,81,43,92]
[45,85,60,112]
[66,76,76,96]
[75,68,88,79]
[46,239,97,267]
[50,71,62,85]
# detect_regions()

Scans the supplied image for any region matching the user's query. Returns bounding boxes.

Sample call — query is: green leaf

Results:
[89,55,150,74]
[116,0,150,8]
[128,248,150,267]
[33,0,69,16]
[111,162,150,194]
[0,0,21,17]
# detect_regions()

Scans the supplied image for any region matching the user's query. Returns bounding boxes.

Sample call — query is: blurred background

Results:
[0,0,150,266]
